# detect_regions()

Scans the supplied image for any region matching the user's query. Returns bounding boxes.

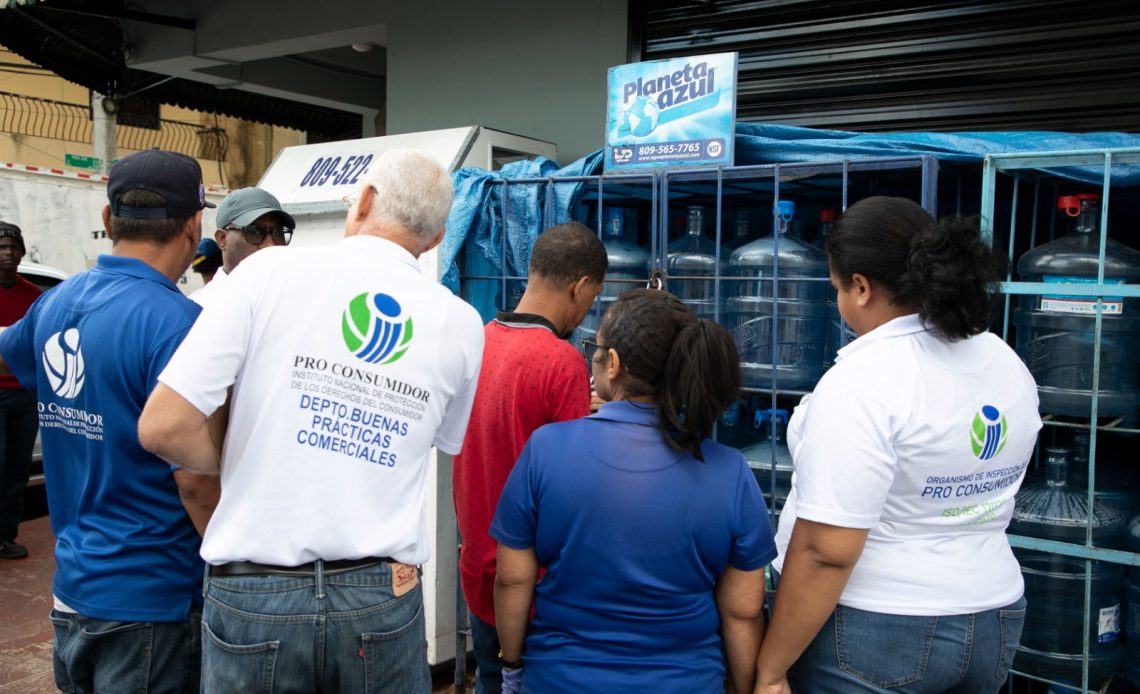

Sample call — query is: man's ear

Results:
[214,228,227,249]
[355,184,375,221]
[188,211,203,243]
[102,205,113,241]
[570,275,592,301]
[421,228,446,254]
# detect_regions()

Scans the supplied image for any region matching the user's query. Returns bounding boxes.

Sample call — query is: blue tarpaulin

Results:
[441,124,1140,294]
[441,151,603,294]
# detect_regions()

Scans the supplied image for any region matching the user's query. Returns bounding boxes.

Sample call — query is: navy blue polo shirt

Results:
[491,400,777,693]
[0,254,203,621]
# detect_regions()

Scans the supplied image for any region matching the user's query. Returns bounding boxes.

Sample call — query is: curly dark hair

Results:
[826,196,1007,341]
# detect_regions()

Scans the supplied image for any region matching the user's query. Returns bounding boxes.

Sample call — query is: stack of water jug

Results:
[1011,193,1140,689]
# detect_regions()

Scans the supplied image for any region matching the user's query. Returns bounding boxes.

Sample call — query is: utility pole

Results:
[92,91,116,175]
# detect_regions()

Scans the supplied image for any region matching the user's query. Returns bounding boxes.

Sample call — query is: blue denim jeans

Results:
[469,612,502,694]
[49,607,201,694]
[201,561,429,693]
[789,596,1027,693]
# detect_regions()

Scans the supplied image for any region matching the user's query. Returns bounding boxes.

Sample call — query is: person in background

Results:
[493,289,774,694]
[0,149,217,692]
[0,222,41,559]
[191,186,294,307]
[453,221,606,694]
[191,237,223,285]
[756,196,1042,694]
[138,149,484,694]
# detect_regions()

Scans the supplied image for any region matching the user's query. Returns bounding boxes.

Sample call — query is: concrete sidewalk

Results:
[0,515,56,693]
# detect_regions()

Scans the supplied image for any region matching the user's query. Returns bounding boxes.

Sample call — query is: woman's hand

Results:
[754,676,792,694]
[755,521,868,694]
[501,666,523,694]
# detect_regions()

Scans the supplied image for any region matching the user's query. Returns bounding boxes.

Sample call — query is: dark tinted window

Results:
[19,271,65,293]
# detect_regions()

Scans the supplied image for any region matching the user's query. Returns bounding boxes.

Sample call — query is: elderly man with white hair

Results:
[139,149,485,693]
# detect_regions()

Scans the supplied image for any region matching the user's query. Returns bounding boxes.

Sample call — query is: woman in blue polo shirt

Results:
[491,288,776,694]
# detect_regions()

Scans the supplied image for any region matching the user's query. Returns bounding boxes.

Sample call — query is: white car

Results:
[16,262,69,489]
[18,261,69,292]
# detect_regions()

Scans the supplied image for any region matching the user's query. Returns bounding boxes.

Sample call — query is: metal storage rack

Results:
[981,148,1140,694]
[458,155,959,524]
[454,151,1140,693]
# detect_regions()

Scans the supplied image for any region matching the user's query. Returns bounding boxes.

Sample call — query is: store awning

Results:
[0,2,363,139]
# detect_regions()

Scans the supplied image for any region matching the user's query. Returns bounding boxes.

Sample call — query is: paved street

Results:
[0,515,56,693]
[0,515,468,693]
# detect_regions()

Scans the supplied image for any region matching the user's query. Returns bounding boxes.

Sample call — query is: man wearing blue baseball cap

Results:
[192,237,223,285]
[192,186,295,307]
[0,148,219,693]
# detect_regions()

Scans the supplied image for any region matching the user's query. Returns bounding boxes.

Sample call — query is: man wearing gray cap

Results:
[192,187,295,307]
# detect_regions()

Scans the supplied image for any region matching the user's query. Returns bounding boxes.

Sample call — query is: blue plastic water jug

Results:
[726,201,829,391]
[577,208,648,347]
[1015,194,1140,417]
[661,205,725,322]
[741,408,793,515]
[1010,447,1127,688]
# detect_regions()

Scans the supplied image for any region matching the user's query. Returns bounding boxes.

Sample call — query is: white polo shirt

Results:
[773,313,1041,615]
[189,267,227,307]
[159,235,484,566]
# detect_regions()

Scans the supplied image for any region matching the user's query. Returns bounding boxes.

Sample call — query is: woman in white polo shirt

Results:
[756,196,1042,693]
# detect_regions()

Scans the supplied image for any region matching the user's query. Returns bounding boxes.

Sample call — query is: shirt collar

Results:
[337,235,422,273]
[493,311,559,335]
[588,400,658,427]
[96,254,179,291]
[836,313,928,362]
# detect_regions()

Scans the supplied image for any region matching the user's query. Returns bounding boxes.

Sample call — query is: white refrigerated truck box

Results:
[258,126,557,666]
[0,161,226,291]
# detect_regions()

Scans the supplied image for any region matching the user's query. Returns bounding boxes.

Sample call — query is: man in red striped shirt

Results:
[454,222,607,694]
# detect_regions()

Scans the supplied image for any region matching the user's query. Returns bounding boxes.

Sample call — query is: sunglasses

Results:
[225,224,293,246]
[580,337,612,362]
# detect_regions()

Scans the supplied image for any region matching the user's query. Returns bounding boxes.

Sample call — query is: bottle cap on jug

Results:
[1057,196,1081,217]
[774,200,796,222]
[1058,193,1099,217]
[819,208,839,223]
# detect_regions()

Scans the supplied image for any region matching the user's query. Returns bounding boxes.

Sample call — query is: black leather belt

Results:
[209,557,394,577]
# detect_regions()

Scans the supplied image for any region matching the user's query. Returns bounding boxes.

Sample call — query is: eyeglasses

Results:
[341,185,378,210]
[225,224,293,246]
[580,338,611,362]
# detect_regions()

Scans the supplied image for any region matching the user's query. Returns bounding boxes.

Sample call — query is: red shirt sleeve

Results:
[546,352,591,423]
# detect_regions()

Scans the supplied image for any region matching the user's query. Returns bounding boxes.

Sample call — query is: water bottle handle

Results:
[775,200,796,224]
[753,409,770,430]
